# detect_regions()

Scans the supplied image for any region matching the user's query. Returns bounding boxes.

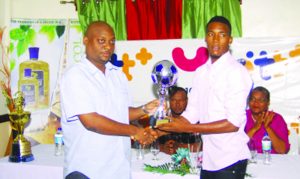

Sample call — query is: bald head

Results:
[83,21,116,71]
[84,21,115,38]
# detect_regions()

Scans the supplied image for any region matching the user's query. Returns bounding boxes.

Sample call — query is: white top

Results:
[60,58,132,179]
[182,52,253,171]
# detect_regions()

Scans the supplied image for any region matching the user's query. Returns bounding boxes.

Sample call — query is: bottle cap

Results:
[24,68,32,77]
[29,47,39,60]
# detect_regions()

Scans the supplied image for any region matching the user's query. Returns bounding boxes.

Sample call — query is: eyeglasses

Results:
[249,97,268,103]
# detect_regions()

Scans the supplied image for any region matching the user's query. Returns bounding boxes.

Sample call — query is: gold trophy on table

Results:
[151,60,178,127]
[8,91,34,162]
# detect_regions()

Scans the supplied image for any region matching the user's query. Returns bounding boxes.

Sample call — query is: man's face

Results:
[83,25,115,65]
[170,91,188,116]
[205,22,232,62]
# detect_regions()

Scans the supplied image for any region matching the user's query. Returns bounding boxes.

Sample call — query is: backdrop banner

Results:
[9,19,300,144]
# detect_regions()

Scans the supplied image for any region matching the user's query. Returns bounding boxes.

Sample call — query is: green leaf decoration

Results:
[71,25,82,33]
[144,163,190,176]
[144,148,192,176]
[16,40,28,57]
[20,25,31,32]
[10,28,26,40]
[10,58,16,71]
[26,29,36,45]
[56,26,65,38]
[9,42,14,53]
[39,25,56,42]
[10,25,36,57]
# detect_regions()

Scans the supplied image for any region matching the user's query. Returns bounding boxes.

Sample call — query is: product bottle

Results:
[262,133,272,164]
[19,47,49,109]
[54,127,64,156]
[18,68,39,110]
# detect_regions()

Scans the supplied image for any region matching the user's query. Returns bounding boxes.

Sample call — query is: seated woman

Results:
[245,86,290,154]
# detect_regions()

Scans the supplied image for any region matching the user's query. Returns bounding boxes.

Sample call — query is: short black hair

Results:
[248,86,270,102]
[206,16,232,36]
[169,86,188,99]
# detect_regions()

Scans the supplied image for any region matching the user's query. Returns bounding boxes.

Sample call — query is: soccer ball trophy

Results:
[151,60,178,127]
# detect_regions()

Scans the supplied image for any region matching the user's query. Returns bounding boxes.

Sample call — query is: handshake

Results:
[130,127,161,145]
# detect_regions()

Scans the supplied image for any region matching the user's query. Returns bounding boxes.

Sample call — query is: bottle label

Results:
[20,84,36,104]
[262,140,271,151]
[55,135,63,144]
[32,70,44,96]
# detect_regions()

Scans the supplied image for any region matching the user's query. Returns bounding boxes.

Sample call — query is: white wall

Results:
[242,0,300,38]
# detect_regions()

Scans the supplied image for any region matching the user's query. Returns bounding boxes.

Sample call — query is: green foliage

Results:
[10,58,16,71]
[9,42,14,53]
[144,148,192,176]
[39,25,66,42]
[26,29,36,45]
[39,26,56,42]
[10,25,36,57]
[16,40,27,57]
[144,163,191,176]
[10,28,26,40]
[20,25,30,32]
[71,25,82,33]
[56,26,65,38]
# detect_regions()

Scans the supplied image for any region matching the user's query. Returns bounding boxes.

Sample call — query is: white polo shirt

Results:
[60,58,131,179]
[182,52,253,171]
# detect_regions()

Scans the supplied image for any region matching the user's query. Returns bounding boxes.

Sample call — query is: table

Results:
[0,144,300,179]
[0,144,64,179]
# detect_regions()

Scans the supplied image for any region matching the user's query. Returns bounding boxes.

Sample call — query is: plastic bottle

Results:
[262,133,272,164]
[54,127,64,156]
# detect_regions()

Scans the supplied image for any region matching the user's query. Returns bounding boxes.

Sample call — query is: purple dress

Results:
[245,110,290,154]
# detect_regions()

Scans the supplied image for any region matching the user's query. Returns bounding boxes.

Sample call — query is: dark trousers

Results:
[200,159,248,179]
[65,171,89,179]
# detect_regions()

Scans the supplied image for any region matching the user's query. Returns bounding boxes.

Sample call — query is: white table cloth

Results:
[0,144,300,179]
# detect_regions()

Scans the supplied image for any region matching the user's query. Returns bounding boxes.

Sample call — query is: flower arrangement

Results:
[0,27,15,112]
[144,148,192,176]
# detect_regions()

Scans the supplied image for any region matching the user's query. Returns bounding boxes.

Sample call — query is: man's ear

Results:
[229,36,233,44]
[83,36,88,45]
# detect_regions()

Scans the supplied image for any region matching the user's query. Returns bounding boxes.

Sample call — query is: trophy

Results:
[151,60,178,127]
[8,91,34,162]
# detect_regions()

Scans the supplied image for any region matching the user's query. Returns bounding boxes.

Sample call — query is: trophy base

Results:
[9,139,34,163]
[9,154,34,163]
[155,119,169,126]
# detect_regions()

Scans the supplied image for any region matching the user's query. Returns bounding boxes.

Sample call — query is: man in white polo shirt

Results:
[60,21,158,179]
[158,16,253,179]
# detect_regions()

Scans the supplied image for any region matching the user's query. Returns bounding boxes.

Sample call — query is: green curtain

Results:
[182,0,242,38]
[76,0,127,40]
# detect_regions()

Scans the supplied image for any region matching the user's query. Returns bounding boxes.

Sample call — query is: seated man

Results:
[245,86,290,154]
[158,86,202,154]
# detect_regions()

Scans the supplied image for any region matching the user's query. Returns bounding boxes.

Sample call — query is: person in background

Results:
[159,86,202,155]
[245,86,290,154]
[157,16,253,179]
[60,21,159,179]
